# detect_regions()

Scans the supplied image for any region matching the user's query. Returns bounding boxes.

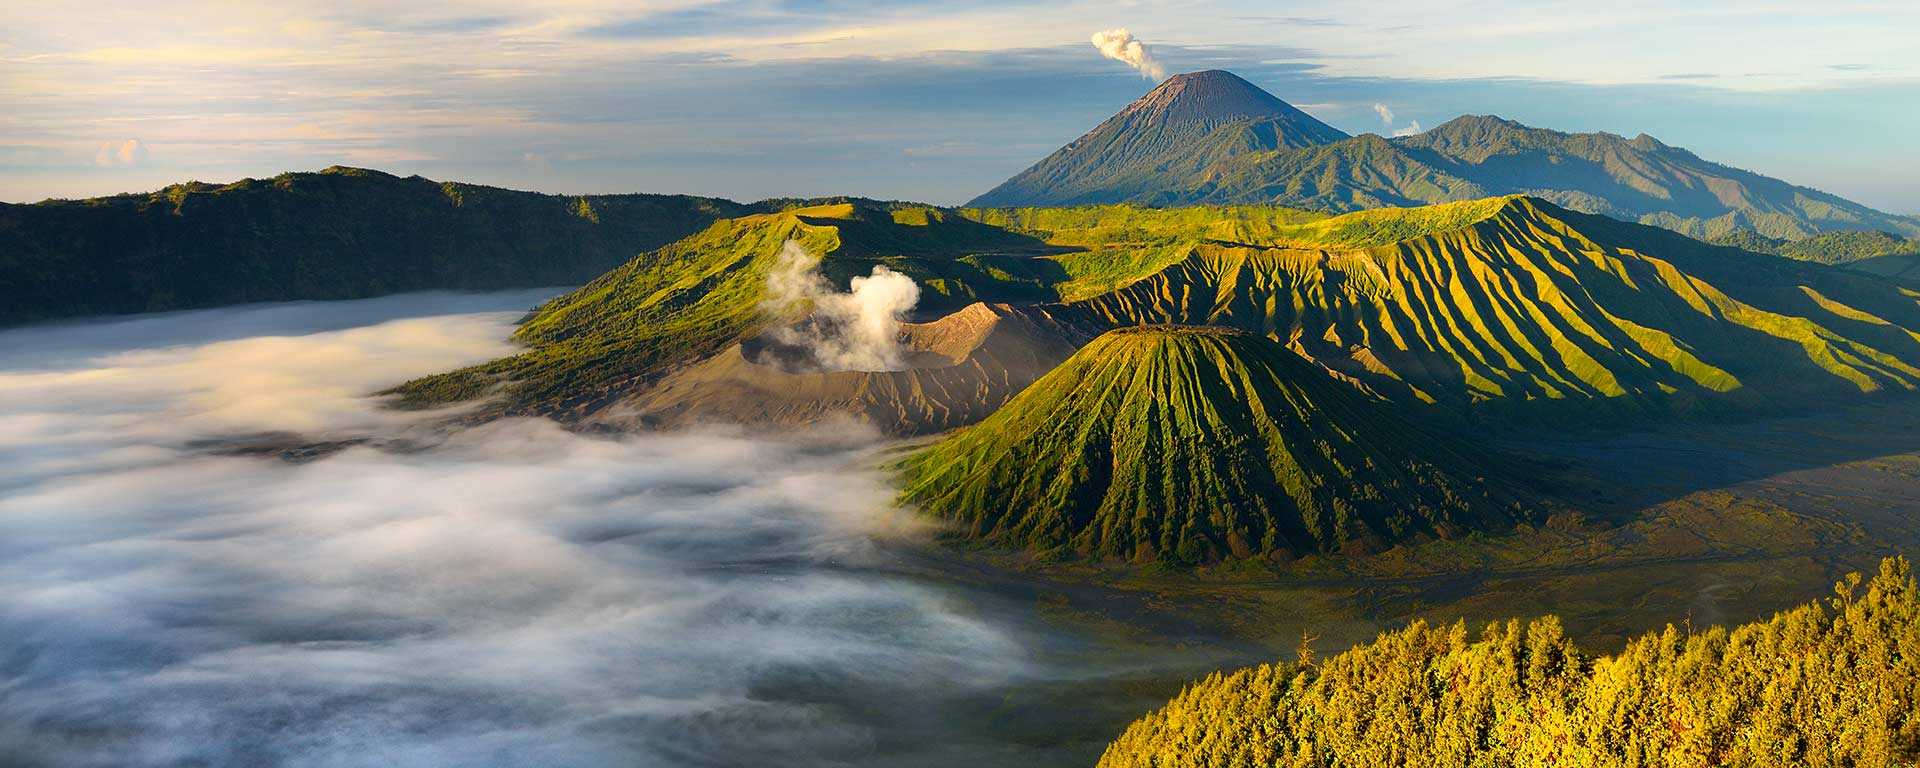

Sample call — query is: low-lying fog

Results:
[0,292,1085,767]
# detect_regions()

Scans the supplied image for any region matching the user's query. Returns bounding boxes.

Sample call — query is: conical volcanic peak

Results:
[966,70,1347,208]
[897,327,1529,563]
[1122,70,1316,130]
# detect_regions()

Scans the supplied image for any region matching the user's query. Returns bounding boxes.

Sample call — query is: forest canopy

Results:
[1101,556,1920,768]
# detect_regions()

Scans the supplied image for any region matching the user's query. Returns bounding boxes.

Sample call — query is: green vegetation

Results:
[399,193,1920,429]
[388,201,1066,416]
[1049,197,1920,422]
[1099,556,1920,767]
[897,327,1529,562]
[971,71,1919,240]
[0,166,753,326]
[1710,227,1920,284]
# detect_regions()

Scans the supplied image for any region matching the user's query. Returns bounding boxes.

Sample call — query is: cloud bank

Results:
[0,292,1045,767]
[1091,28,1166,81]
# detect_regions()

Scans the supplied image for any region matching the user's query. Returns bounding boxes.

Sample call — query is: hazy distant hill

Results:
[0,167,751,326]
[1711,227,1920,265]
[972,72,1920,240]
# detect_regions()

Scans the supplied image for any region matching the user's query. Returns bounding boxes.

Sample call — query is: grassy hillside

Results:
[896,327,1529,562]
[1047,197,1920,423]
[388,201,1068,416]
[1099,556,1920,767]
[0,167,754,326]
[399,195,1920,428]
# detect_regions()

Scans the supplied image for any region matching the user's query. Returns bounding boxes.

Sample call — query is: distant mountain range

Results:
[0,167,753,326]
[971,70,1919,241]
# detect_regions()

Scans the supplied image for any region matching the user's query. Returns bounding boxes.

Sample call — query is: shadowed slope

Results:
[1099,557,1920,767]
[0,166,753,326]
[897,327,1528,562]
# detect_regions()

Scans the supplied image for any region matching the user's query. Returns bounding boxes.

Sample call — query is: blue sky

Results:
[2,1,1916,213]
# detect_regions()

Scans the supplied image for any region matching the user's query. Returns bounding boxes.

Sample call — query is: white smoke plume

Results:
[1091,28,1166,81]
[1372,102,1395,124]
[763,240,921,372]
[1393,120,1425,137]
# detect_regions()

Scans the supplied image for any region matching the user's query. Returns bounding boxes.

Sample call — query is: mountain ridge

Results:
[394,194,1920,432]
[971,72,1918,240]
[0,166,756,326]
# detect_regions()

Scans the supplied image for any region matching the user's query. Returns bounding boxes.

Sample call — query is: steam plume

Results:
[763,240,921,372]
[1372,103,1395,124]
[1091,28,1166,81]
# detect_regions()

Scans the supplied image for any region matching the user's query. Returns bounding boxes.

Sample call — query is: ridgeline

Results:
[0,167,749,326]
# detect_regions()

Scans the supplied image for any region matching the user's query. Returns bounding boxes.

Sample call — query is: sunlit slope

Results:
[897,327,1527,562]
[390,201,1068,415]
[1099,556,1920,767]
[1051,197,1920,420]
[398,194,1920,426]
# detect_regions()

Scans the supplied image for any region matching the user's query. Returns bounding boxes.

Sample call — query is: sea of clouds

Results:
[0,292,1048,767]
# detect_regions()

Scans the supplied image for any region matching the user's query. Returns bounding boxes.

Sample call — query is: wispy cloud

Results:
[0,1,1915,210]
[92,138,147,166]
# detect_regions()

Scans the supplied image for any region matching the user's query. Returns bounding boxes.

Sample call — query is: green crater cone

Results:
[897,326,1528,562]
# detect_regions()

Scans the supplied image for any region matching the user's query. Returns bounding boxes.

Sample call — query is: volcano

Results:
[896,326,1530,562]
[967,70,1348,208]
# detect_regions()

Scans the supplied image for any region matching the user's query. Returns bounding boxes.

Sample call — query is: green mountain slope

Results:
[0,166,751,326]
[969,70,1348,208]
[896,327,1528,562]
[971,72,1918,241]
[1045,197,1920,422]
[390,201,1070,417]
[1099,556,1920,767]
[401,195,1920,429]
[1713,227,1920,266]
